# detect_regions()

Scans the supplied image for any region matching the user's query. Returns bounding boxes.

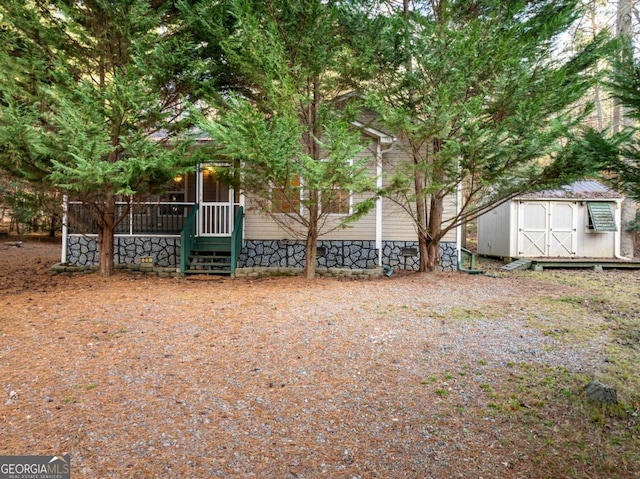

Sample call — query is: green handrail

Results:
[180,203,198,275]
[458,247,483,274]
[230,206,244,277]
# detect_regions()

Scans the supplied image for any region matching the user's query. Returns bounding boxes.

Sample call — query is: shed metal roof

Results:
[516,180,623,200]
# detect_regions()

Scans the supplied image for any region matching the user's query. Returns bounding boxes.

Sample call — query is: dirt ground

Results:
[1,239,639,478]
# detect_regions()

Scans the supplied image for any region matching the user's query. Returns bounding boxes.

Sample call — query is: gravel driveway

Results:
[0,241,634,478]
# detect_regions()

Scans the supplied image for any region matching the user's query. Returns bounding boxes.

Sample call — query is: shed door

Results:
[518,201,577,257]
[549,202,577,257]
[518,202,549,257]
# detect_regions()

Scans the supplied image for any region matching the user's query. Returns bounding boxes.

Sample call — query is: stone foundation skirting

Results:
[240,240,457,272]
[66,235,180,267]
[65,235,457,272]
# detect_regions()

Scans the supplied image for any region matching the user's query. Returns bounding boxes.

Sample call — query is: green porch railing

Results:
[180,203,198,275]
[458,247,483,275]
[230,206,244,277]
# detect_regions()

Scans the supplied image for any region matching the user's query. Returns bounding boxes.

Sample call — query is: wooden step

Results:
[192,237,232,252]
[182,237,233,275]
[183,269,231,275]
[190,254,230,260]
[188,257,231,265]
[501,259,533,271]
[185,259,231,274]
[188,262,230,267]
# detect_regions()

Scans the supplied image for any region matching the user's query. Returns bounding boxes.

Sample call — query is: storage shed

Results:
[477,181,624,260]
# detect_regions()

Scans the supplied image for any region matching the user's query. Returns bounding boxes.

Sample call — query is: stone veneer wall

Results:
[239,240,457,271]
[66,236,457,271]
[66,235,180,267]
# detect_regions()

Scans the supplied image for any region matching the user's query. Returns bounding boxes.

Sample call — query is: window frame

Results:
[318,157,354,216]
[271,173,302,215]
[320,186,352,216]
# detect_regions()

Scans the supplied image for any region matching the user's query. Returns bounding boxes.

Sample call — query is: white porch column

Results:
[456,181,463,266]
[376,142,383,266]
[61,194,68,264]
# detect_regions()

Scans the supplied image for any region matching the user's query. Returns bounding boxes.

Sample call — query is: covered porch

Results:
[62,164,244,275]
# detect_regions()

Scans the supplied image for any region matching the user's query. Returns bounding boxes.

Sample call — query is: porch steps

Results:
[184,238,233,275]
[501,259,533,271]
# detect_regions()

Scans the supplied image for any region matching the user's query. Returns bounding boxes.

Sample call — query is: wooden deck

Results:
[502,257,640,271]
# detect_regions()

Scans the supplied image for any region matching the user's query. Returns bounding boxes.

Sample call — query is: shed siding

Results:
[580,230,616,257]
[477,202,512,258]
[577,201,617,257]
[478,197,619,259]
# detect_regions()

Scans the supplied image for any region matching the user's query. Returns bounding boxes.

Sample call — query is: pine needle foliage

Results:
[0,0,202,276]
[357,0,615,271]
[194,0,378,278]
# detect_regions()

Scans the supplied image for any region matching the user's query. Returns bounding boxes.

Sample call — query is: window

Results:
[321,188,350,215]
[319,157,353,215]
[586,202,617,232]
[271,171,353,215]
[271,174,301,214]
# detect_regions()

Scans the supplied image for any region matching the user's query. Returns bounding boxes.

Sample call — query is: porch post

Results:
[456,181,463,267]
[196,164,202,237]
[129,195,133,235]
[230,186,235,233]
[196,164,202,203]
[61,194,68,264]
[240,190,246,239]
[376,142,383,266]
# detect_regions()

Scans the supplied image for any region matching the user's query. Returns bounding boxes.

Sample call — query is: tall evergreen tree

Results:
[613,0,637,256]
[608,56,640,204]
[360,0,613,271]
[0,0,202,276]
[195,0,377,279]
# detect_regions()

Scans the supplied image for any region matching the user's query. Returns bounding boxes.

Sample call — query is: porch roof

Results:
[351,120,395,146]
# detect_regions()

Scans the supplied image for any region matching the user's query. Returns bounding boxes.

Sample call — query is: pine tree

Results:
[608,55,640,202]
[0,0,201,276]
[195,0,377,279]
[613,0,637,256]
[361,0,613,271]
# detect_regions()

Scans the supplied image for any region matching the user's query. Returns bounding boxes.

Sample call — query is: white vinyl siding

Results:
[244,129,459,245]
[380,142,458,243]
[244,145,378,241]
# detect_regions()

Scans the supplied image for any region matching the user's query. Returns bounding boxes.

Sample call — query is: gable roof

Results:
[351,120,395,145]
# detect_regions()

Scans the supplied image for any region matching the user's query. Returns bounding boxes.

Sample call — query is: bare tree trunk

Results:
[621,198,637,258]
[414,158,429,272]
[588,9,605,131]
[425,192,444,272]
[98,196,116,277]
[617,0,637,257]
[303,75,322,279]
[49,213,58,237]
[305,196,319,279]
[423,139,446,272]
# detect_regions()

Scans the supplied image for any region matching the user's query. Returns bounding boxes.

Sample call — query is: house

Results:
[476,180,625,260]
[61,121,462,275]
